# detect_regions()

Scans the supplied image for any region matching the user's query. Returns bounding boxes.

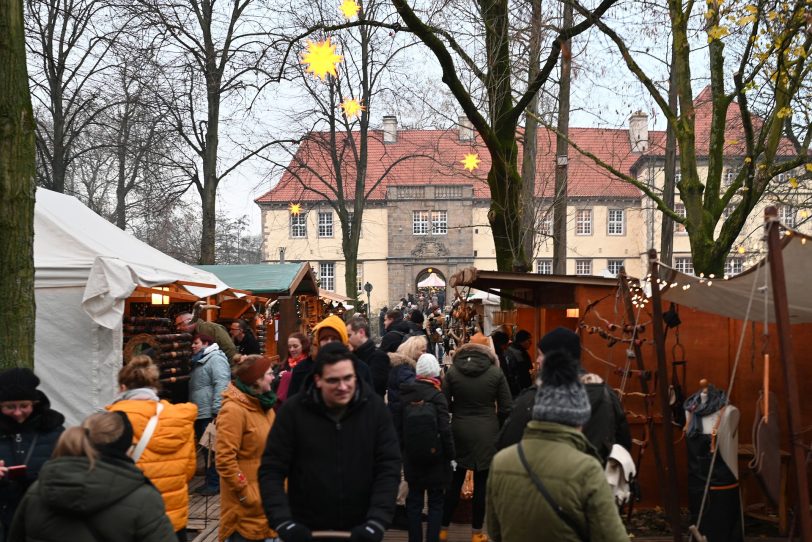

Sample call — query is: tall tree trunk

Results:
[553,1,572,275]
[0,0,37,369]
[520,0,542,265]
[488,142,527,272]
[199,87,220,264]
[660,48,678,265]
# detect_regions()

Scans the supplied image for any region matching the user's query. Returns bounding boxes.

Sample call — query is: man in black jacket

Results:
[496,327,632,463]
[347,316,391,397]
[228,319,261,356]
[259,343,402,542]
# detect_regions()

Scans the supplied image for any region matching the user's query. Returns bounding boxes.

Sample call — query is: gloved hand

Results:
[350,520,385,542]
[276,521,312,542]
[451,460,458,471]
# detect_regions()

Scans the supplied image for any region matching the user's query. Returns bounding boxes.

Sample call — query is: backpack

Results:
[402,394,442,464]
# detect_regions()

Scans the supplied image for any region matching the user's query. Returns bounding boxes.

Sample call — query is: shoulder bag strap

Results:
[130,402,164,462]
[516,441,589,542]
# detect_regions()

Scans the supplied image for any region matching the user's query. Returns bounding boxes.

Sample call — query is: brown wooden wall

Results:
[511,284,812,510]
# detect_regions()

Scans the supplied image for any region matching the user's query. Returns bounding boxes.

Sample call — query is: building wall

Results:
[639,161,810,275]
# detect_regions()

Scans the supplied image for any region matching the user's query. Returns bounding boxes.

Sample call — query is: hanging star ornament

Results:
[301,38,343,80]
[289,202,303,215]
[340,98,365,119]
[339,0,360,19]
[461,153,481,172]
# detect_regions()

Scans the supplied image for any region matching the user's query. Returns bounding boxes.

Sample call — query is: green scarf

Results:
[235,378,277,411]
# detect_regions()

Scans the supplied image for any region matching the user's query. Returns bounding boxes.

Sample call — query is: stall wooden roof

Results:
[195,263,318,297]
[449,267,617,307]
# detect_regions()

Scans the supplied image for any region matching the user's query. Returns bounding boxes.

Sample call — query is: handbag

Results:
[199,419,217,450]
[130,402,164,462]
[516,441,588,542]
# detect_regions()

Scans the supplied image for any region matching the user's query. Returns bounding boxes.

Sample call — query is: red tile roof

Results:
[256,125,644,204]
[256,87,795,205]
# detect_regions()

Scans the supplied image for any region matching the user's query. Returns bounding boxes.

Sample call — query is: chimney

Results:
[382,115,397,143]
[279,247,286,263]
[629,111,649,153]
[458,115,474,141]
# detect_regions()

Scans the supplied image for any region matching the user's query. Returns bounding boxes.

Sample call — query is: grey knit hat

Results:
[532,350,591,426]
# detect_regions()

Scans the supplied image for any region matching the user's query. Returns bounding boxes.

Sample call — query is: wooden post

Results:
[618,271,671,520]
[764,206,812,541]
[648,249,683,541]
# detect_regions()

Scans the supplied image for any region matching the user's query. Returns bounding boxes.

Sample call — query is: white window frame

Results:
[356,263,364,293]
[675,257,694,275]
[413,211,429,235]
[725,257,743,277]
[575,259,592,276]
[540,211,553,236]
[319,262,335,292]
[318,211,333,238]
[431,210,448,235]
[290,213,307,238]
[674,203,687,234]
[536,259,552,275]
[607,259,624,276]
[575,209,592,236]
[607,209,625,236]
[778,205,796,228]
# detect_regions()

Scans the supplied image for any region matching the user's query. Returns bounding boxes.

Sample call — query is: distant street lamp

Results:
[363,282,373,317]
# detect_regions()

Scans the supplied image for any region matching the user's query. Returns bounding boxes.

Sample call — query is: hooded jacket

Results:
[443,342,512,471]
[398,378,455,489]
[8,456,176,542]
[312,315,349,345]
[196,320,238,362]
[386,353,416,433]
[259,370,401,532]
[188,344,231,419]
[380,319,413,353]
[216,383,276,542]
[354,340,391,397]
[0,390,64,529]
[106,397,197,531]
[486,422,630,542]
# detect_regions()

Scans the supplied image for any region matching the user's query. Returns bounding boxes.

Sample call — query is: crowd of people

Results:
[0,308,633,542]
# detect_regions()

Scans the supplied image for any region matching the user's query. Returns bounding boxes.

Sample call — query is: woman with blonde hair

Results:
[9,411,175,541]
[106,355,197,541]
[216,355,277,542]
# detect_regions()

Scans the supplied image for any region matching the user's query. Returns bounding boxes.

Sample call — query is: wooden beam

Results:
[174,280,217,288]
[764,207,812,541]
[133,286,199,302]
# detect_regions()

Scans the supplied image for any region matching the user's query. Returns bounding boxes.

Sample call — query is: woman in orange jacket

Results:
[215,355,277,542]
[106,355,198,541]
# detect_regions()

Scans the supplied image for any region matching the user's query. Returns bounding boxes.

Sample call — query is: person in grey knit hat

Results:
[487,349,630,542]
[532,349,591,427]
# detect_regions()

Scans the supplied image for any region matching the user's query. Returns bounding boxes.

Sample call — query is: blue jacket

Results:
[189,345,231,419]
[0,391,65,529]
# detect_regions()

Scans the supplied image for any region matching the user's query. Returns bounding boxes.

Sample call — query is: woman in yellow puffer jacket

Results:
[106,355,197,541]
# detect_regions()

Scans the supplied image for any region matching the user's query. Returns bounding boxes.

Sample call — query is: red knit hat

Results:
[235,356,272,384]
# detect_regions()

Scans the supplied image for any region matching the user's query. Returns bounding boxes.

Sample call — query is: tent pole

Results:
[648,249,683,541]
[764,206,812,541]
[618,269,672,531]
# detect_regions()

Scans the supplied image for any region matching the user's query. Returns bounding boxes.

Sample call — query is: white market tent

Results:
[34,189,234,424]
[418,272,446,288]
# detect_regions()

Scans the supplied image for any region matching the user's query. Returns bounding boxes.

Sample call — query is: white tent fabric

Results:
[33,189,234,424]
[657,233,812,323]
[418,272,446,288]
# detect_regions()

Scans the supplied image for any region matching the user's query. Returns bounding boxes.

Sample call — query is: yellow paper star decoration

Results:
[289,203,303,215]
[737,245,746,254]
[339,0,360,19]
[340,98,365,119]
[461,153,481,172]
[301,38,343,80]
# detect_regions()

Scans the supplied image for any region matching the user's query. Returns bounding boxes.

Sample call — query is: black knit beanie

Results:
[0,368,40,402]
[538,327,581,360]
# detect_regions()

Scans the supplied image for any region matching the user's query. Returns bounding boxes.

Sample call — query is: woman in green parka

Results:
[440,337,512,542]
[9,411,176,542]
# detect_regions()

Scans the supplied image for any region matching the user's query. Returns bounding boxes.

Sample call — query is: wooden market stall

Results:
[196,263,320,359]
[449,264,812,535]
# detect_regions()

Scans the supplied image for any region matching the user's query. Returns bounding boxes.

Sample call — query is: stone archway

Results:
[414,267,447,310]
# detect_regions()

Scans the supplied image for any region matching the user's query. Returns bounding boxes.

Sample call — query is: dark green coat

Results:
[487,422,630,542]
[442,342,512,471]
[9,456,175,542]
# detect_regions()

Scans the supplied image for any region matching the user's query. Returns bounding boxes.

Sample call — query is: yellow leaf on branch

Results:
[776,106,792,119]
[737,14,756,25]
[707,25,730,42]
